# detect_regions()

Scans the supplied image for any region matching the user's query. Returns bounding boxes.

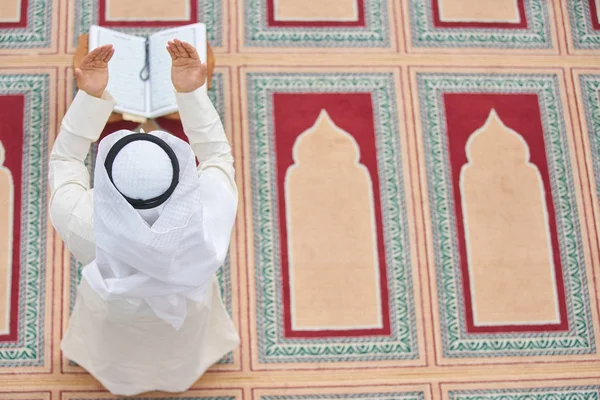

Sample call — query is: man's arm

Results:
[49,91,115,264]
[167,39,236,196]
[175,89,236,193]
[49,45,115,264]
[168,39,237,263]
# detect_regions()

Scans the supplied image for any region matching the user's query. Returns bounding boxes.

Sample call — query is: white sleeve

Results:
[175,88,236,198]
[48,90,115,264]
[175,88,237,263]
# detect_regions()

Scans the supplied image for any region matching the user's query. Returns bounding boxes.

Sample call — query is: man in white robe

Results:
[48,40,239,395]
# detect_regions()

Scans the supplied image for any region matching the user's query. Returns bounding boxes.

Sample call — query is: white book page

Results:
[148,23,207,118]
[89,25,149,116]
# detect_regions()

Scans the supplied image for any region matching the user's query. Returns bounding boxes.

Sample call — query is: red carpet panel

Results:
[1,0,600,398]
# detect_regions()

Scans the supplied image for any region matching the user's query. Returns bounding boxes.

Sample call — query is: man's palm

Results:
[167,39,207,93]
[75,44,114,98]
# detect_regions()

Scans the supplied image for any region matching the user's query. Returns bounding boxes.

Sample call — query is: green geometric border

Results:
[417,72,596,358]
[578,74,600,229]
[0,0,53,49]
[74,0,222,47]
[449,386,600,400]
[262,392,425,400]
[0,73,49,367]
[248,72,418,363]
[244,0,391,48]
[67,72,234,365]
[567,0,600,50]
[409,0,553,49]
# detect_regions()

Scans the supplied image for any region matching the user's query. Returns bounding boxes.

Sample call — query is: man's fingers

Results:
[168,39,200,61]
[80,44,113,69]
[103,47,115,63]
[100,45,113,62]
[88,46,103,57]
[173,39,188,58]
[171,39,184,58]
[102,45,113,60]
[74,68,83,78]
[181,41,199,60]
[177,39,193,58]
[94,47,106,62]
[167,43,178,60]
[95,45,110,61]
[82,46,103,65]
[174,39,187,58]
[88,44,111,64]
[174,41,184,58]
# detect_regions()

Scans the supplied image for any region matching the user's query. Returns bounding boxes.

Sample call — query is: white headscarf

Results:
[81,129,234,330]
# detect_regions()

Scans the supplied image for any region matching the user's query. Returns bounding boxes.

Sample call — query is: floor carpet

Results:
[1,0,600,398]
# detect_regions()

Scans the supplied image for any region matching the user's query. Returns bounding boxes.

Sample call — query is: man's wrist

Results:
[85,89,104,99]
[174,77,207,93]
[62,90,116,141]
[175,85,202,93]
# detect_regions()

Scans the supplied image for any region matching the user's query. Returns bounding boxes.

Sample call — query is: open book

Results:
[89,23,207,119]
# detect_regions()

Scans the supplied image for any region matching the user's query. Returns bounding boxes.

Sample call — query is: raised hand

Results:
[166,39,207,93]
[75,44,114,98]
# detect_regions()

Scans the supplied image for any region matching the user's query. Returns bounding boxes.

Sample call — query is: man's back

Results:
[48,39,239,396]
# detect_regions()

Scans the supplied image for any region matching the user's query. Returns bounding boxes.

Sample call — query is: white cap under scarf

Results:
[81,129,234,330]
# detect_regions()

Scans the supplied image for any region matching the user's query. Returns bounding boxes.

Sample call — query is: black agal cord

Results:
[104,133,179,210]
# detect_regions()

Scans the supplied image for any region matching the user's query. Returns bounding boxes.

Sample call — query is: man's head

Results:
[103,132,180,210]
[111,139,172,200]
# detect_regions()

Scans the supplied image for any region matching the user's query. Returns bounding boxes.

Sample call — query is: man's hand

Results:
[167,39,207,93]
[75,44,114,99]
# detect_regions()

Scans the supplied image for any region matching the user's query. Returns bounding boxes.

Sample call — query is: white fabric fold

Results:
[81,129,236,330]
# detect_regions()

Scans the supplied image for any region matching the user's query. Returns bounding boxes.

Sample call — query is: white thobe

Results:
[48,89,239,396]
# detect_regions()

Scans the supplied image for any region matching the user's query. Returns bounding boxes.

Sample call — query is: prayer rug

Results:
[1,0,600,397]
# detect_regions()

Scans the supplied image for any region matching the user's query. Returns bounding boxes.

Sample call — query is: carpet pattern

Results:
[1,0,600,398]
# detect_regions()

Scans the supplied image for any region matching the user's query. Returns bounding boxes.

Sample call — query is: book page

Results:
[89,25,148,116]
[148,23,207,117]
